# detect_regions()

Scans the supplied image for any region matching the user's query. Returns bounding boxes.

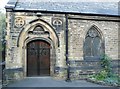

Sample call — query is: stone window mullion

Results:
[84,26,103,60]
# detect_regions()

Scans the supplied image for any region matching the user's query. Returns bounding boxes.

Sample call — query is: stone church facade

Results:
[4,1,119,81]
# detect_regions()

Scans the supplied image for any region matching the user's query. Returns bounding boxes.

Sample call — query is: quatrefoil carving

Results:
[14,17,25,28]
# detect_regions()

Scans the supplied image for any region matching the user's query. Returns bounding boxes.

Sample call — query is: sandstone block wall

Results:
[5,12,119,81]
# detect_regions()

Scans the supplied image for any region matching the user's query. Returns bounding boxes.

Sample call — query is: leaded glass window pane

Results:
[92,37,101,56]
[84,37,92,56]
[84,26,103,60]
[88,29,98,37]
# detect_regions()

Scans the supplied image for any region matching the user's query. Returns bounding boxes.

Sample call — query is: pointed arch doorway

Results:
[27,40,51,77]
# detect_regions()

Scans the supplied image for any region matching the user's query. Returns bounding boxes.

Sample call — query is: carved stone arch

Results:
[83,25,105,60]
[17,19,58,77]
[17,19,59,48]
[33,24,45,31]
[84,25,104,40]
[22,37,56,76]
[24,37,55,49]
[22,37,56,77]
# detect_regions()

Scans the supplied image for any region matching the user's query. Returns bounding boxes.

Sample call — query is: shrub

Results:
[100,54,112,78]
[95,70,108,81]
[88,54,120,86]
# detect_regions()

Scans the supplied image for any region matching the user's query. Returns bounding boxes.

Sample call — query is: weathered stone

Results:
[5,5,119,83]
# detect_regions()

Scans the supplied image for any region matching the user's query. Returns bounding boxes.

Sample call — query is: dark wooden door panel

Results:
[27,56,38,76]
[27,40,50,76]
[40,53,50,67]
[40,69,50,76]
[27,42,38,76]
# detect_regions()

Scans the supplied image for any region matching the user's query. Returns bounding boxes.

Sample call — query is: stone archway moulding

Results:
[17,19,58,77]
[18,19,59,49]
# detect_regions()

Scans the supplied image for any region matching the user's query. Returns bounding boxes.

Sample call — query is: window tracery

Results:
[84,26,103,60]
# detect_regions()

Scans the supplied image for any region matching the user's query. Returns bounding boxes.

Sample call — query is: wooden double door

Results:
[27,40,50,76]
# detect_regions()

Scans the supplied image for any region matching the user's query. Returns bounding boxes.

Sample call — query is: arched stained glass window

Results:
[84,26,103,60]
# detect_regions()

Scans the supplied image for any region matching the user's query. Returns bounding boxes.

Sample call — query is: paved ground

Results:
[0,61,2,89]
[5,77,109,87]
[0,61,2,81]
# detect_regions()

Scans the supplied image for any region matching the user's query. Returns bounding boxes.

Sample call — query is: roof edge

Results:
[5,0,18,9]
[12,9,120,17]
